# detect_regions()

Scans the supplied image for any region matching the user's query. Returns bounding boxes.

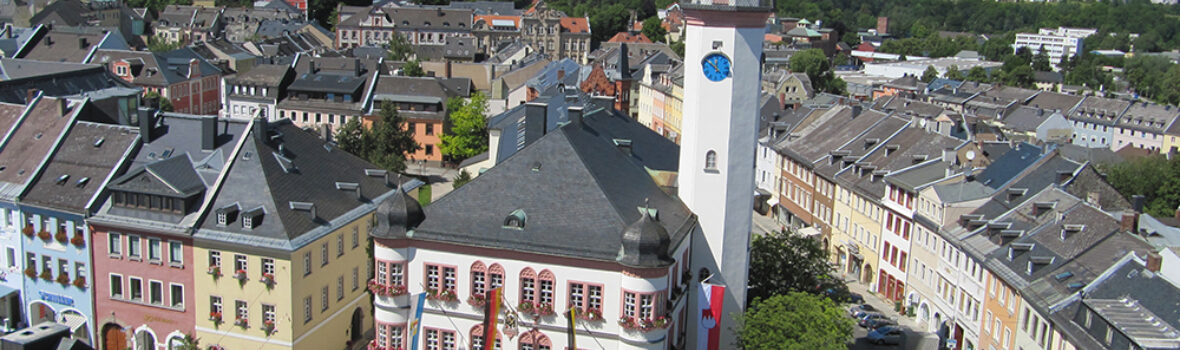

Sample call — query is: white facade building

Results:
[1013,31,1087,68]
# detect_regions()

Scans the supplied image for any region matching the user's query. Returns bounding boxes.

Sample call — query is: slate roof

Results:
[109,154,204,197]
[1027,91,1082,113]
[19,30,112,63]
[972,143,1042,189]
[0,97,77,192]
[777,106,886,166]
[412,110,689,264]
[385,6,472,32]
[196,119,397,249]
[1117,102,1179,134]
[1002,106,1059,133]
[1068,95,1129,125]
[20,121,138,213]
[1082,257,1180,349]
[91,49,221,87]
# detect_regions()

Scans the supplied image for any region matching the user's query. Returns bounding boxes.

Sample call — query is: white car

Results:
[866,326,904,345]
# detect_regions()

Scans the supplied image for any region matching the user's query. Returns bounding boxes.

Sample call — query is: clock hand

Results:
[708,60,720,72]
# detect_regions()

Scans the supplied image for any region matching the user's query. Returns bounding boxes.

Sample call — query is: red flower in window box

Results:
[37,230,51,241]
[23,267,35,278]
[234,317,248,328]
[567,307,603,322]
[54,229,68,243]
[209,311,222,323]
[70,234,84,246]
[260,273,275,286]
[233,269,248,281]
[73,275,86,289]
[21,226,33,237]
[39,269,52,281]
[56,272,69,286]
[262,320,276,334]
[618,315,671,332]
[467,293,487,307]
[534,302,555,317]
[207,265,221,277]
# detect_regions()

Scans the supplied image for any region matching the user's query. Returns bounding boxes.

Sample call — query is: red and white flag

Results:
[697,283,725,350]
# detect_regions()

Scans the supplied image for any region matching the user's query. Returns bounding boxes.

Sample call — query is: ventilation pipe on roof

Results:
[138,107,155,143]
[524,102,548,147]
[201,115,216,150]
[365,169,394,188]
[568,106,583,125]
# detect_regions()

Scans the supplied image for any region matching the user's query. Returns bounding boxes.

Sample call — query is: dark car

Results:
[858,313,892,327]
[865,317,898,330]
[866,326,905,345]
[848,303,876,317]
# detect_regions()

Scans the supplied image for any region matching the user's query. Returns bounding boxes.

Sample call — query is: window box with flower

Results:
[56,272,69,286]
[37,229,51,241]
[39,269,52,281]
[207,266,221,277]
[70,233,85,247]
[519,301,554,318]
[262,320,275,335]
[366,280,408,297]
[73,276,86,289]
[617,315,671,332]
[260,273,275,286]
[234,317,248,328]
[565,306,603,322]
[23,267,35,278]
[54,229,68,244]
[426,288,457,302]
[209,312,222,323]
[21,226,33,237]
[467,293,487,307]
[233,269,247,281]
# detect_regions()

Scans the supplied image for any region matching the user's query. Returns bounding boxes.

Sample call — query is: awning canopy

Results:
[60,312,87,332]
[0,285,17,298]
[799,227,821,237]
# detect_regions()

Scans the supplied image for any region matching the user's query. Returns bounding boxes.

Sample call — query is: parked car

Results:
[864,317,897,330]
[847,292,865,304]
[848,304,876,317]
[858,313,892,327]
[866,326,904,345]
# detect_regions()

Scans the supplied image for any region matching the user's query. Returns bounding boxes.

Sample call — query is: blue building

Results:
[17,120,139,345]
[0,96,82,332]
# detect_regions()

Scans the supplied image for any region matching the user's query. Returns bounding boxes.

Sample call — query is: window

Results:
[236,300,248,324]
[128,235,141,259]
[639,294,655,319]
[705,150,717,170]
[338,276,345,300]
[489,265,503,290]
[148,238,162,261]
[211,296,222,317]
[471,262,486,296]
[5,247,12,268]
[149,280,163,305]
[234,254,247,275]
[352,227,359,248]
[168,241,182,265]
[426,264,456,291]
[337,235,344,257]
[110,274,123,298]
[321,242,329,266]
[303,296,313,323]
[108,233,122,256]
[538,270,554,305]
[569,283,584,309]
[390,263,403,287]
[208,251,220,269]
[623,292,636,317]
[74,263,85,285]
[304,252,312,276]
[352,267,359,291]
[520,270,536,303]
[129,277,143,301]
[321,286,329,311]
[426,124,434,135]
[170,284,184,308]
[588,285,602,311]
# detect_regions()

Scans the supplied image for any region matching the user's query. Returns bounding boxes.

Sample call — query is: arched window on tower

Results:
[705,150,717,170]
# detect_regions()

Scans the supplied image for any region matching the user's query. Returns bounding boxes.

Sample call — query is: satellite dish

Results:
[965,150,976,161]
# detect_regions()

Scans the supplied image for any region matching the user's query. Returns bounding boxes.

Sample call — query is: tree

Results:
[401,59,425,77]
[1102,155,1180,218]
[945,65,965,81]
[748,230,843,303]
[789,49,843,95]
[452,170,474,189]
[920,65,940,83]
[386,33,414,61]
[669,40,685,58]
[1158,64,1180,105]
[980,35,1014,61]
[966,66,990,82]
[143,91,173,112]
[439,93,490,160]
[737,292,854,350]
[146,35,184,53]
[336,101,420,172]
[641,16,666,43]
[1032,47,1052,72]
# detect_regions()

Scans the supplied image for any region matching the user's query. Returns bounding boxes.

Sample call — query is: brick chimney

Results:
[1147,251,1162,273]
[876,17,889,34]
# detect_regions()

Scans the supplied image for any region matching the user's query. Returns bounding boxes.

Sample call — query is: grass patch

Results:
[418,185,432,207]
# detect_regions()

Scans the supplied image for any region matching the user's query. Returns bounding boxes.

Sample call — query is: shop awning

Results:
[60,312,87,332]
[0,285,16,298]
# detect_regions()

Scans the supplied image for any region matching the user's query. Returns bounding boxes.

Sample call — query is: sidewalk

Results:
[845,276,920,330]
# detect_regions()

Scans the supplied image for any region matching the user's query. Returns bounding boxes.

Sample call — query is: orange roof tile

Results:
[474,15,521,28]
[609,32,652,43]
[560,17,589,33]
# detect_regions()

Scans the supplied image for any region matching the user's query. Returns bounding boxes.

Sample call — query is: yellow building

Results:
[192,119,397,349]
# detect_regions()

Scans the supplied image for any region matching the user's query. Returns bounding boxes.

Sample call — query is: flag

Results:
[566,307,577,349]
[408,292,427,350]
[482,287,501,348]
[697,283,725,350]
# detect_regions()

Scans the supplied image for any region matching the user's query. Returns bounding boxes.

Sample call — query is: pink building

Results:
[88,113,249,350]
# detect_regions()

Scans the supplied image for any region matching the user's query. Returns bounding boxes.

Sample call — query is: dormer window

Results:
[242,215,252,228]
[217,212,227,226]
[503,209,526,229]
[216,204,240,227]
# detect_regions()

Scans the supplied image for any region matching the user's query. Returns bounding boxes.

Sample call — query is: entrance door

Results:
[350,308,363,342]
[103,324,126,350]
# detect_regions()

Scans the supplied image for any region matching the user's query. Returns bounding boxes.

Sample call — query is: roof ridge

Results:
[553,125,628,227]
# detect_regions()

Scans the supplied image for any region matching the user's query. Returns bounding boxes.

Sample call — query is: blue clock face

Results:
[702,53,731,82]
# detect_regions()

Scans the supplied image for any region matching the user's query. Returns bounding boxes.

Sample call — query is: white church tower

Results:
[680,0,772,348]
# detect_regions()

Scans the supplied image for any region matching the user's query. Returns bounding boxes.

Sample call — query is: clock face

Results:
[701,53,731,82]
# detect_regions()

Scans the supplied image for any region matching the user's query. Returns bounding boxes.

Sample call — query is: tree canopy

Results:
[1101,155,1180,218]
[737,292,854,350]
[920,65,939,83]
[336,101,420,172]
[387,33,415,62]
[748,230,844,303]
[789,49,845,95]
[641,16,666,43]
[401,59,425,77]
[439,93,490,160]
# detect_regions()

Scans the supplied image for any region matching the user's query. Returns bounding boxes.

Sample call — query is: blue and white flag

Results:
[408,292,427,350]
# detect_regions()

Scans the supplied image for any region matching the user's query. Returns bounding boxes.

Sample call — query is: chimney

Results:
[25,89,36,103]
[614,139,632,156]
[201,116,216,150]
[444,60,452,79]
[568,106,583,125]
[365,169,395,188]
[1121,212,1138,234]
[1147,251,1162,273]
[78,37,88,49]
[253,116,268,140]
[1132,195,1146,213]
[1087,192,1100,206]
[851,104,863,117]
[188,59,200,79]
[524,102,548,147]
[557,69,565,81]
[354,58,362,76]
[138,107,154,143]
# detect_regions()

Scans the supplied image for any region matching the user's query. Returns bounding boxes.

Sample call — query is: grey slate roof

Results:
[412,113,690,265]
[20,121,138,214]
[109,154,204,197]
[196,119,396,248]
[972,143,1042,189]
[1002,106,1059,133]
[1026,91,1082,113]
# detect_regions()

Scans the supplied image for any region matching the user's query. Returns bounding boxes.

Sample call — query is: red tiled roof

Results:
[474,15,521,28]
[609,32,652,43]
[560,17,589,33]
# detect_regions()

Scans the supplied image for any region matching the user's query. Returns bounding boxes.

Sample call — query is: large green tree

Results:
[439,93,490,160]
[641,16,666,43]
[143,91,173,112]
[401,59,425,77]
[336,101,420,172]
[1102,156,1180,218]
[920,65,939,83]
[789,49,844,95]
[748,230,844,303]
[387,33,415,62]
[737,292,854,350]
[944,65,965,81]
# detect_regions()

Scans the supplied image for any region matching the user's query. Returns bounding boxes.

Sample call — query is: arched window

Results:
[488,264,505,290]
[705,150,717,170]
[519,268,537,303]
[471,324,501,350]
[518,330,551,350]
[538,270,555,306]
[470,261,487,296]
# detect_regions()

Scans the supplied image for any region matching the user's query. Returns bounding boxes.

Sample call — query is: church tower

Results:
[680,0,771,348]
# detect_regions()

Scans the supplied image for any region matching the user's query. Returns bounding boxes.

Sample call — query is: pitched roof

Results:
[412,111,688,264]
[559,17,589,33]
[20,121,138,213]
[608,32,651,43]
[0,97,77,190]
